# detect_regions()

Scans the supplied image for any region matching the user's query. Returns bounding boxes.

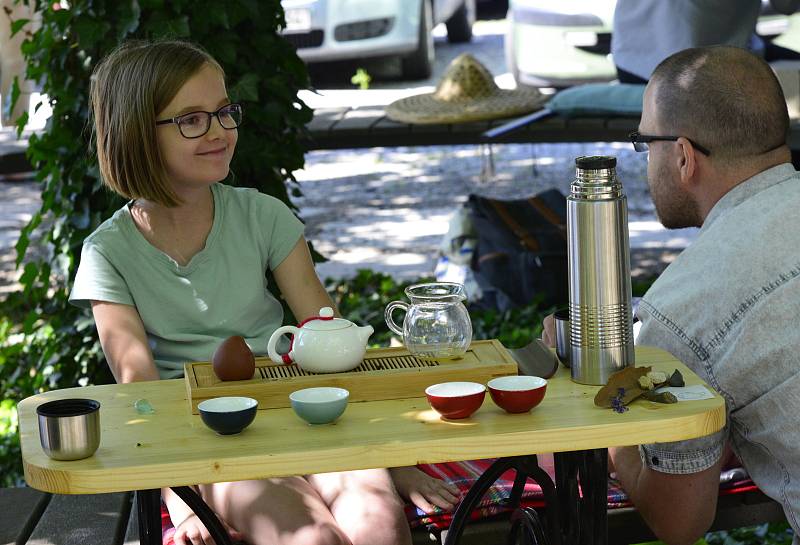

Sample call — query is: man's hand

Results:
[172,513,243,545]
[390,466,461,513]
[541,313,556,347]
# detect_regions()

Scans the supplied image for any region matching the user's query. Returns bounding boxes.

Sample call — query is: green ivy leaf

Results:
[148,14,190,38]
[230,73,260,102]
[117,0,142,38]
[10,18,30,38]
[72,19,113,51]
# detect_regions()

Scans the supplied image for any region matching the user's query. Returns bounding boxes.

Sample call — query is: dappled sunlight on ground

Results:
[293,141,690,281]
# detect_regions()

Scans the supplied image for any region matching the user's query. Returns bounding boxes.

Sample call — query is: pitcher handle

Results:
[384,301,409,337]
[267,325,300,364]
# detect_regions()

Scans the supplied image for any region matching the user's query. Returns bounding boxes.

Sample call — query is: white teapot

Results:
[267,307,374,373]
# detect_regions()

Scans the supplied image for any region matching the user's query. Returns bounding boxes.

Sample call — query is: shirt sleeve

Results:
[69,243,135,309]
[635,299,727,475]
[639,428,726,475]
[262,196,304,271]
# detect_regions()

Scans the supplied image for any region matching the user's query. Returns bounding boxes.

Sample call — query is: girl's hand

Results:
[390,466,462,514]
[172,513,244,545]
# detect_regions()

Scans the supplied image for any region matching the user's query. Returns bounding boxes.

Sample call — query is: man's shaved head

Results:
[650,46,789,161]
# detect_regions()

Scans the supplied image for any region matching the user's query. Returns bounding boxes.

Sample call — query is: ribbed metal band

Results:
[568,302,633,348]
[571,167,623,200]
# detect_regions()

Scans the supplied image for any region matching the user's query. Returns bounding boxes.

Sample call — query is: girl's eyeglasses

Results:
[156,103,243,139]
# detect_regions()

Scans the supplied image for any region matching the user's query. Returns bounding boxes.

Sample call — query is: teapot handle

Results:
[267,325,300,364]
[384,301,409,337]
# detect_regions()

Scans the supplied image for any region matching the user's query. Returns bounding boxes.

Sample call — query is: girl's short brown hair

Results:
[90,40,223,207]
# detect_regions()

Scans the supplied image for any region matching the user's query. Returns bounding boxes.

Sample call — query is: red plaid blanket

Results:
[403,458,630,530]
[160,459,757,544]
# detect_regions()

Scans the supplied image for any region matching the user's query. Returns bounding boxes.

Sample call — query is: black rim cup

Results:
[36,398,100,418]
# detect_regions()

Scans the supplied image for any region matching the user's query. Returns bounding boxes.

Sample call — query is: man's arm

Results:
[610,446,723,545]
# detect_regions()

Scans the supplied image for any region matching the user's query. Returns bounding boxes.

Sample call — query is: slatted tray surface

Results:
[185,340,517,413]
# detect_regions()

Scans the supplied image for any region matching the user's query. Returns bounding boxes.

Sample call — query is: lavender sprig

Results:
[611,387,629,413]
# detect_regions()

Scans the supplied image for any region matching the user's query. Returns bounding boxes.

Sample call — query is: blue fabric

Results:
[547,83,646,117]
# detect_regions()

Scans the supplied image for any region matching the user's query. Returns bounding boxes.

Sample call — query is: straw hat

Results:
[386,54,548,124]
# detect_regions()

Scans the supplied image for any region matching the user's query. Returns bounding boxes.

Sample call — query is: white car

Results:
[281,0,476,79]
[505,0,799,88]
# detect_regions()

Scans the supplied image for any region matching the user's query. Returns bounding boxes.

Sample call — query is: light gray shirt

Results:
[69,183,304,379]
[635,163,800,539]
[612,0,762,80]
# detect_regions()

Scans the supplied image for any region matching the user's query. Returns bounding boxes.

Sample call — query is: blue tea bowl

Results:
[289,387,349,425]
[198,396,258,435]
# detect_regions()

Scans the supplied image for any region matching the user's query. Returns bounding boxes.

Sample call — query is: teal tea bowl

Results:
[289,387,349,425]
[198,396,258,435]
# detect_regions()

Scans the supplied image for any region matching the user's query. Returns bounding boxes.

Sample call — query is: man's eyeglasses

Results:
[628,131,711,156]
[156,103,243,139]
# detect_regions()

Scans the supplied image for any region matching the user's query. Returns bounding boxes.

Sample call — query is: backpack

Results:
[467,189,568,311]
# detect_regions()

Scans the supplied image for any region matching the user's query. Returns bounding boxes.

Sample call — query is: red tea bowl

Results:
[488,376,547,413]
[425,382,486,419]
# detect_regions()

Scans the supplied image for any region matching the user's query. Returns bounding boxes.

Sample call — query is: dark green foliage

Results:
[0,0,311,486]
[704,522,795,545]
[326,269,551,349]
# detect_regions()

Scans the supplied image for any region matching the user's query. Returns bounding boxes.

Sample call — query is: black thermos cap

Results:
[576,155,616,170]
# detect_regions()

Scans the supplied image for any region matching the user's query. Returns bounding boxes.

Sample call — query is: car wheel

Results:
[401,0,434,80]
[446,0,475,43]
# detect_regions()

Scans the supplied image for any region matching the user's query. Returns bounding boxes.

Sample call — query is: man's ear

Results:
[675,136,698,188]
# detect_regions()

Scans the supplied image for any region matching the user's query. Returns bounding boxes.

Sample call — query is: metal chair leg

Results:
[508,507,551,545]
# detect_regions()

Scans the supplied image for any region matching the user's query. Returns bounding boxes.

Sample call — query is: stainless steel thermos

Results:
[567,156,635,385]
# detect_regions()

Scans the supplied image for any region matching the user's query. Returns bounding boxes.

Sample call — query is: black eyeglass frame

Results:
[156,103,243,139]
[628,130,711,156]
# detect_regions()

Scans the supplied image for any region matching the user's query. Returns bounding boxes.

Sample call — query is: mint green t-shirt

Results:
[69,183,304,379]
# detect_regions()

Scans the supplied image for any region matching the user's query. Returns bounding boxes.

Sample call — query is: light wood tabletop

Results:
[19,345,725,495]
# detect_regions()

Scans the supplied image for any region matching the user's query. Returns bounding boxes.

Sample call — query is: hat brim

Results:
[386,88,549,125]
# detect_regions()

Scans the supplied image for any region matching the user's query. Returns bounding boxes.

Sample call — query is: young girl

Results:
[69,40,459,545]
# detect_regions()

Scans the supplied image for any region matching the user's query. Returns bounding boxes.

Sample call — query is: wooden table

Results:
[19,345,725,545]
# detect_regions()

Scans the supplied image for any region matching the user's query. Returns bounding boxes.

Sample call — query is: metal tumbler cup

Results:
[37,398,101,461]
[567,156,635,385]
[554,308,571,367]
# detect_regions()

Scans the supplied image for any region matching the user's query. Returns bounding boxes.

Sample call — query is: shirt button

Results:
[652,456,660,466]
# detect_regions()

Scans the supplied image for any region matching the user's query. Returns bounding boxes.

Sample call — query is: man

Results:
[545,45,799,545]
[612,0,800,84]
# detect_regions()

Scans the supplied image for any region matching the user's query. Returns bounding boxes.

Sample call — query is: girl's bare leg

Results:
[307,469,412,545]
[198,476,352,545]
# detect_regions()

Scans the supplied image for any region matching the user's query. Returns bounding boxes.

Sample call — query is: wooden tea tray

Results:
[184,339,517,413]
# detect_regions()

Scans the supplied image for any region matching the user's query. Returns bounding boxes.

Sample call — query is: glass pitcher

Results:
[384,282,473,360]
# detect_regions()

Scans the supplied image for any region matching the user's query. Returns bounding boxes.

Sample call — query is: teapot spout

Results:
[358,325,374,346]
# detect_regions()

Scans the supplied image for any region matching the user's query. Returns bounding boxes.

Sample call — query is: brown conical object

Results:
[212,336,255,381]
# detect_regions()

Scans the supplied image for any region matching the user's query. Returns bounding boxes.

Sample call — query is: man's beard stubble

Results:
[649,163,702,229]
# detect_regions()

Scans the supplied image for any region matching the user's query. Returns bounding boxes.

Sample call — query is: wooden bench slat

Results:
[0,488,49,545]
[123,499,139,545]
[26,492,132,545]
[334,108,387,130]
[304,107,349,133]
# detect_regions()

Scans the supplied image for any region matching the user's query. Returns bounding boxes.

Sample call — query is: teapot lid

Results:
[300,307,352,331]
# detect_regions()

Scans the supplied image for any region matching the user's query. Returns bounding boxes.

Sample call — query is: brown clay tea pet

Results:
[212,336,256,381]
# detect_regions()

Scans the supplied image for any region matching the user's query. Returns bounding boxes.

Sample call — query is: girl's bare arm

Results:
[272,237,338,320]
[91,301,160,383]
